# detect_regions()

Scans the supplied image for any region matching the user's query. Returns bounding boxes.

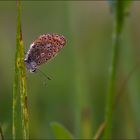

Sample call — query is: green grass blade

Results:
[12,38,19,139]
[0,126,4,140]
[19,30,29,139]
[12,0,29,139]
[12,1,21,139]
[103,0,132,138]
[51,122,73,139]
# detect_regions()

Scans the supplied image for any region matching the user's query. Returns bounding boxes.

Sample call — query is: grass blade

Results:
[12,0,29,139]
[51,122,73,139]
[103,0,131,138]
[0,126,4,140]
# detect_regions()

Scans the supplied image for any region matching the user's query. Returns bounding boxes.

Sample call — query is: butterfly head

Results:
[24,57,37,73]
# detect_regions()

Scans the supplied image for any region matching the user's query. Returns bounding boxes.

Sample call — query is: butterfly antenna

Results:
[37,68,51,80]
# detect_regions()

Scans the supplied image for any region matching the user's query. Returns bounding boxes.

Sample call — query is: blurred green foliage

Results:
[51,122,73,139]
[0,1,140,139]
[104,0,132,138]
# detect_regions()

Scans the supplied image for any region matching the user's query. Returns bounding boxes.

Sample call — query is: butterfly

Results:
[24,33,66,73]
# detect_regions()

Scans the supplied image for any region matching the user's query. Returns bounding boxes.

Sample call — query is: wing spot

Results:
[49,48,52,51]
[48,53,51,56]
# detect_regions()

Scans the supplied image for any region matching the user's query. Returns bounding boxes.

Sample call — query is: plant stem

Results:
[93,122,106,140]
[103,1,125,138]
[19,31,29,139]
[17,2,29,139]
[0,126,4,140]
[12,1,21,138]
[13,0,29,139]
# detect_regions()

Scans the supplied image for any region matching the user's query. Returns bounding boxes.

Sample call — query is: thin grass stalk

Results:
[103,0,125,138]
[13,0,29,139]
[12,50,19,139]
[17,1,29,139]
[0,126,4,140]
[12,43,19,139]
[19,30,29,139]
[12,0,21,138]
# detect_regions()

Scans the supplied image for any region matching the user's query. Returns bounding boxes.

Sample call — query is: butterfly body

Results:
[24,33,66,72]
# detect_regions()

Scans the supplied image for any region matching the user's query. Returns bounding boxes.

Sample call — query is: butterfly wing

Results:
[29,33,66,66]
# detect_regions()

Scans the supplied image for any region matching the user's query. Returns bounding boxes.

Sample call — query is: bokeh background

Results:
[0,1,140,139]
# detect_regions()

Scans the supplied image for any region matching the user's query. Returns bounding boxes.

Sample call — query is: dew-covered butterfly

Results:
[24,33,66,73]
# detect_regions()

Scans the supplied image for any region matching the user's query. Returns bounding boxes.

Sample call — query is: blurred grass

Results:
[0,126,4,140]
[0,1,140,139]
[51,122,73,139]
[103,1,133,139]
[103,1,128,138]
